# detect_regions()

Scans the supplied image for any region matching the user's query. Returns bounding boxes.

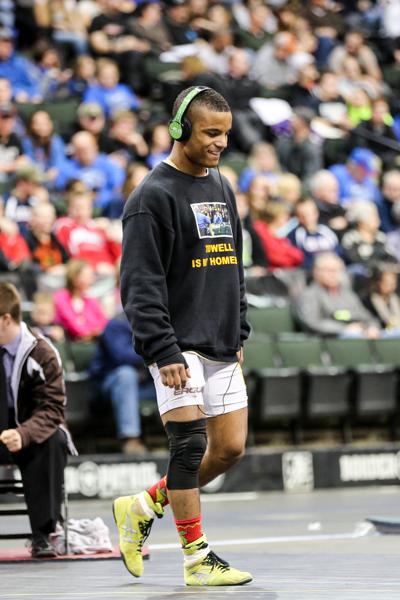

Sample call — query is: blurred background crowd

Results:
[1,0,400,453]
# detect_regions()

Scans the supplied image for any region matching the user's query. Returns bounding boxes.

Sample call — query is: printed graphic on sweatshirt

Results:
[191,202,233,239]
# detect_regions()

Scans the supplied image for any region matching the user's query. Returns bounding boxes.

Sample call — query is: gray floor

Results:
[1,487,400,599]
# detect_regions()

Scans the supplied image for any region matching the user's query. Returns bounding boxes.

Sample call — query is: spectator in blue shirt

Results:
[22,111,67,189]
[57,131,125,213]
[0,27,40,102]
[83,58,139,118]
[288,197,340,270]
[329,147,382,206]
[89,312,156,454]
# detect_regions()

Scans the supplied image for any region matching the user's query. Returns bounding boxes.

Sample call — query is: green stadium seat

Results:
[276,334,351,439]
[244,335,302,442]
[67,341,96,372]
[247,303,295,336]
[372,338,400,367]
[323,338,397,420]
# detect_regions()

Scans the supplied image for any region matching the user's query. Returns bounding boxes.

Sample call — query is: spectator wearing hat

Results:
[0,102,26,185]
[69,101,108,147]
[21,110,68,188]
[4,165,48,237]
[82,58,139,118]
[329,147,382,206]
[57,131,125,213]
[0,27,40,102]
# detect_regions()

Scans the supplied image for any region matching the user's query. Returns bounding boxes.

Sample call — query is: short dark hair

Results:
[0,282,21,322]
[172,86,230,120]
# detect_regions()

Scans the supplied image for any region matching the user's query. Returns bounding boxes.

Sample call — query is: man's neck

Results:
[167,151,208,177]
[3,323,21,346]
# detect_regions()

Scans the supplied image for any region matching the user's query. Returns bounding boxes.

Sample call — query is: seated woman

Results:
[362,266,400,336]
[21,110,67,189]
[54,259,108,340]
[253,201,304,270]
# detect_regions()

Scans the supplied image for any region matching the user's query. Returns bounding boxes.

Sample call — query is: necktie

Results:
[0,348,8,432]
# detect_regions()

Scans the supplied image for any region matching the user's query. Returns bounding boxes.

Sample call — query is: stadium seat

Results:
[67,341,96,372]
[372,337,400,367]
[275,334,351,440]
[323,338,398,421]
[65,372,91,430]
[244,335,302,442]
[247,303,295,336]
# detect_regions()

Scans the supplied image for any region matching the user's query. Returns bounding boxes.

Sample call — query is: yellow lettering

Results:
[209,257,216,265]
[195,259,202,267]
[203,258,208,267]
[192,259,196,268]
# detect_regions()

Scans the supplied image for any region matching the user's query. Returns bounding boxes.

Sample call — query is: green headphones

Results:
[168,86,210,142]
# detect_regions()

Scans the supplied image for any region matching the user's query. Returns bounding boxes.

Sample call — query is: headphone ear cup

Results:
[179,116,192,142]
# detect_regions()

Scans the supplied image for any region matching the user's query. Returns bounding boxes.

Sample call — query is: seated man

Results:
[294,252,380,338]
[0,282,76,557]
[89,312,155,454]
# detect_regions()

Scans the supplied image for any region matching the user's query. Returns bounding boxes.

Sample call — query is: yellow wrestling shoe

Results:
[183,535,253,586]
[113,491,163,577]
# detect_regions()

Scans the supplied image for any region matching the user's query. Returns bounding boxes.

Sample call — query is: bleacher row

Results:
[245,303,400,443]
[55,301,400,450]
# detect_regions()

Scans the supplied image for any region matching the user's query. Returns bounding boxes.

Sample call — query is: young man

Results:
[114,86,252,586]
[0,282,76,557]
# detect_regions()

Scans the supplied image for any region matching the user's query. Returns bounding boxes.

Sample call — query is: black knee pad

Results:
[165,419,207,490]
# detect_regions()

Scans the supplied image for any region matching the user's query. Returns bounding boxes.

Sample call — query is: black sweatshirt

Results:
[121,161,250,368]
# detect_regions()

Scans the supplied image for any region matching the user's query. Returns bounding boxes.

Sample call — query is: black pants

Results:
[0,430,68,538]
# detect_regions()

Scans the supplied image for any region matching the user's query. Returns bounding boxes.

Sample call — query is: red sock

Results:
[175,515,203,547]
[146,475,169,507]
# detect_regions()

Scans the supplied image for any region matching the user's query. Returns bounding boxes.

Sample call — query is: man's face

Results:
[0,314,12,345]
[0,38,13,61]
[183,106,232,169]
[383,174,400,202]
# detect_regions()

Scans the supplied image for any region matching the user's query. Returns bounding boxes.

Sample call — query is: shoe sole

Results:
[112,499,143,578]
[186,576,253,587]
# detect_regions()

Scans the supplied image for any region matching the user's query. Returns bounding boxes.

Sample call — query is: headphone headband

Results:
[169,86,210,141]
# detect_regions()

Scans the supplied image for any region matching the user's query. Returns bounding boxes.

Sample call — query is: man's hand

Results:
[236,347,244,365]
[159,364,191,390]
[0,429,22,453]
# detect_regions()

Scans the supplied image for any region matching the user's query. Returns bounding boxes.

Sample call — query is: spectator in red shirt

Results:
[54,184,121,275]
[253,201,304,270]
[0,209,31,270]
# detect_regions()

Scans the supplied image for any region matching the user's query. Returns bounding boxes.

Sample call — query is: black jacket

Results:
[121,162,249,367]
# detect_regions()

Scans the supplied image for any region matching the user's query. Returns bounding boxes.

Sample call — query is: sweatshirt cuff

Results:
[156,352,188,369]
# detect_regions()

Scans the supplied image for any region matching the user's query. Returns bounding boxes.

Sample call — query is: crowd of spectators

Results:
[1,0,400,450]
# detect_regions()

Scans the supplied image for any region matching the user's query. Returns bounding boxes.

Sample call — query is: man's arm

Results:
[16,342,66,448]
[121,211,186,368]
